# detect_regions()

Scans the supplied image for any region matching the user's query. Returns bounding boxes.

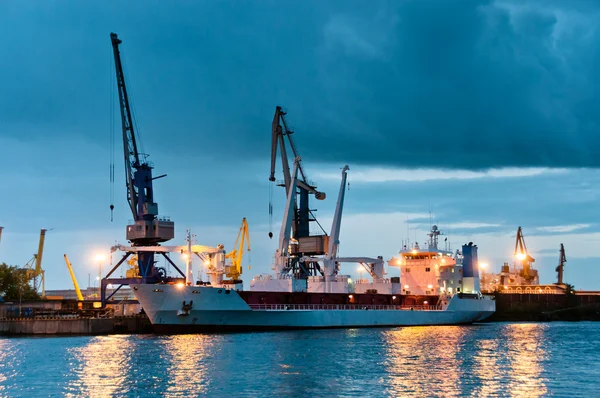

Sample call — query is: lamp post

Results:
[94,254,106,297]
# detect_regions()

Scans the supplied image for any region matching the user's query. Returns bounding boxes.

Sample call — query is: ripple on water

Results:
[0,323,599,397]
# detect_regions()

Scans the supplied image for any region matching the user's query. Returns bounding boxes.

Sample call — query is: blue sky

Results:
[0,0,599,290]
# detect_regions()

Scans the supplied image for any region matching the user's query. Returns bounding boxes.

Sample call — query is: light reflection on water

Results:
[0,322,598,397]
[161,335,210,396]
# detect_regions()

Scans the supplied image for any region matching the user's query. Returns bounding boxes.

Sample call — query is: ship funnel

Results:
[461,242,481,294]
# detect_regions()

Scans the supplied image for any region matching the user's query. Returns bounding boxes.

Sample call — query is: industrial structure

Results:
[63,254,84,302]
[480,227,568,294]
[269,107,328,279]
[23,228,48,297]
[100,33,186,304]
[556,243,567,285]
[223,218,250,285]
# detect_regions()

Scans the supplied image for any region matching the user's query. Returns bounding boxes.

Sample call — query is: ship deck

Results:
[248,304,442,311]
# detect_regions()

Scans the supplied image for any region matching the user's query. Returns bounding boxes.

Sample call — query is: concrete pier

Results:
[0,316,152,336]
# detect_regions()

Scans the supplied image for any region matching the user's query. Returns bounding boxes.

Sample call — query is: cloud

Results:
[2,1,599,171]
[445,222,503,229]
[314,166,568,183]
[536,224,591,233]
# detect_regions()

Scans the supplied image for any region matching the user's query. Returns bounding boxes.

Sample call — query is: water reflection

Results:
[503,323,548,397]
[161,335,211,396]
[65,335,132,397]
[384,326,468,397]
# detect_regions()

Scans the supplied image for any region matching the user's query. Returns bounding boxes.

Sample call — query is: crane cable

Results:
[268,181,273,238]
[109,49,115,221]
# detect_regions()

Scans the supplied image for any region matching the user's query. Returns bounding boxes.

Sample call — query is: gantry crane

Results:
[270,106,328,278]
[556,243,567,285]
[64,254,84,301]
[101,33,185,304]
[514,226,536,282]
[24,228,47,297]
[224,218,250,283]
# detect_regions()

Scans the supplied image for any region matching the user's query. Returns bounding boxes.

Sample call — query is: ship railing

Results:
[248,304,443,311]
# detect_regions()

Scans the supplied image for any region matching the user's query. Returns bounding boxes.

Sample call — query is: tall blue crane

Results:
[101,33,183,304]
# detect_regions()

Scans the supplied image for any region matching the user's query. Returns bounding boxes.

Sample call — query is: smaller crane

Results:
[514,226,535,282]
[224,218,251,282]
[24,229,48,297]
[556,243,567,285]
[64,254,84,301]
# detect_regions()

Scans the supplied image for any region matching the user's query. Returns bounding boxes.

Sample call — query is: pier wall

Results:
[0,316,152,336]
[488,293,600,321]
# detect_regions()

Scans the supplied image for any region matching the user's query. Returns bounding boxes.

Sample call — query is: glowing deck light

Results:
[94,254,106,262]
[504,285,508,290]
[392,296,397,300]
[176,282,185,289]
[181,253,189,260]
[516,253,527,261]
[427,284,433,289]
[479,262,488,269]
[424,301,428,305]
[404,284,409,289]
[348,294,353,299]
[411,249,418,254]
[204,260,210,266]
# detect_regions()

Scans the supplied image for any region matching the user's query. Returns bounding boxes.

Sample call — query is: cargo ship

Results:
[126,106,494,332]
[132,158,495,332]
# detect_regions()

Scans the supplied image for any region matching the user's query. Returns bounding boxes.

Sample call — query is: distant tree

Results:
[0,263,40,300]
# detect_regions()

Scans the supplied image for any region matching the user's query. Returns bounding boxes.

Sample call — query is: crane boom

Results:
[34,229,46,276]
[64,254,84,301]
[269,105,327,259]
[514,226,535,281]
[327,166,349,261]
[225,218,251,281]
[111,33,140,220]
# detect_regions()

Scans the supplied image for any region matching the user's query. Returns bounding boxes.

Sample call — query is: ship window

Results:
[192,290,200,294]
[406,268,410,273]
[153,289,163,293]
[425,267,431,272]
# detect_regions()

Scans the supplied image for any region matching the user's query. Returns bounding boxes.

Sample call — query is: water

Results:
[0,322,598,397]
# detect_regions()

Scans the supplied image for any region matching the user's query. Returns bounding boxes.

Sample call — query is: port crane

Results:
[270,106,328,279]
[224,218,250,283]
[514,226,536,282]
[23,228,47,297]
[556,243,567,285]
[63,254,84,301]
[274,159,383,291]
[101,33,185,304]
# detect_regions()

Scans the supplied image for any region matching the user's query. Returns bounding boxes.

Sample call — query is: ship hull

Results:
[133,285,496,334]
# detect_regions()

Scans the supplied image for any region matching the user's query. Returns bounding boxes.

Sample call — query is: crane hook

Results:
[110,204,114,222]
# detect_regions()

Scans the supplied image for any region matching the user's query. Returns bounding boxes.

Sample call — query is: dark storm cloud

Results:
[1,1,598,171]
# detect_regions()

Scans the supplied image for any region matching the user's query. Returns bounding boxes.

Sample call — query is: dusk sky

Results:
[1,0,599,291]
